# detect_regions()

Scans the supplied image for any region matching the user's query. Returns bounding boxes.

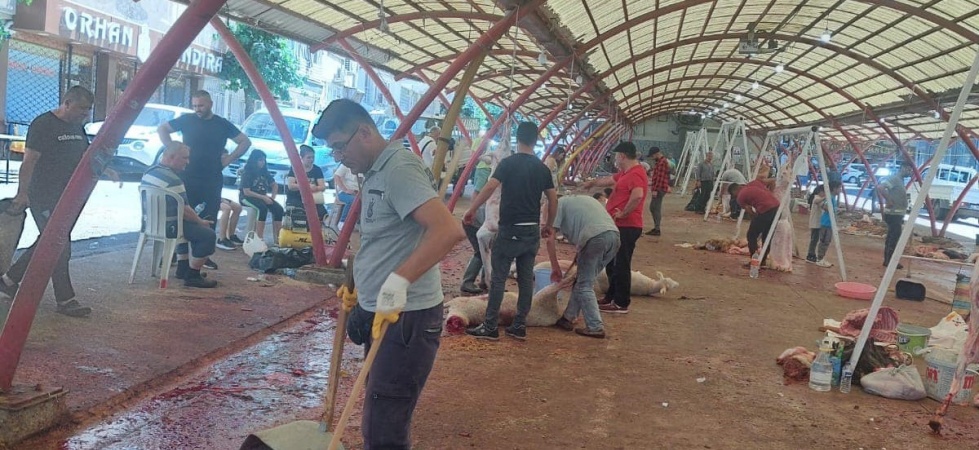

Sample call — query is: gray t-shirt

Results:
[879,173,908,215]
[696,161,715,181]
[356,141,442,312]
[719,168,747,184]
[553,195,618,248]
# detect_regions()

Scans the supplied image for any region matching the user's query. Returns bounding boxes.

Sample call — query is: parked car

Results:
[221,108,340,188]
[840,163,876,184]
[85,103,193,175]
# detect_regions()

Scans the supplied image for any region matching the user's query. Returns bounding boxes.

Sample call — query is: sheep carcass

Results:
[475,142,509,283]
[929,261,979,433]
[444,279,573,334]
[529,261,679,296]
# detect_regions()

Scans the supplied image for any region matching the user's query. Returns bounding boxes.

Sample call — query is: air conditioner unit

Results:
[343,73,356,88]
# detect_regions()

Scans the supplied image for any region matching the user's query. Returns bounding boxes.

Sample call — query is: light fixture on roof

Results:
[752,81,759,90]
[933,110,941,119]
[820,30,831,44]
[575,74,583,84]
[774,63,784,73]
[538,49,547,65]
[722,102,729,108]
[713,107,720,113]
[735,94,742,101]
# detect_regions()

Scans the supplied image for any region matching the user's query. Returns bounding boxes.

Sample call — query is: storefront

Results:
[4,0,229,129]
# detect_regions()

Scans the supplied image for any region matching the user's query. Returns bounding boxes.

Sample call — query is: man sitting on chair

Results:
[141,142,218,288]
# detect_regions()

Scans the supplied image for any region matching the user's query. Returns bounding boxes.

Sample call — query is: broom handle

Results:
[321,306,347,431]
[327,321,389,450]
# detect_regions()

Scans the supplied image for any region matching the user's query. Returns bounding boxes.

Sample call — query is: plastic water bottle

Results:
[194,202,207,216]
[749,251,761,278]
[809,341,833,392]
[839,362,854,393]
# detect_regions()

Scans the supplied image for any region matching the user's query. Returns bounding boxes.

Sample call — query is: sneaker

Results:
[229,235,244,245]
[575,327,606,339]
[203,258,218,270]
[56,300,92,318]
[806,255,818,263]
[816,260,833,268]
[0,276,19,298]
[478,282,488,291]
[599,303,629,314]
[598,296,613,306]
[185,274,218,288]
[645,228,661,236]
[505,325,527,341]
[555,317,574,331]
[460,282,484,295]
[216,239,235,251]
[465,324,499,341]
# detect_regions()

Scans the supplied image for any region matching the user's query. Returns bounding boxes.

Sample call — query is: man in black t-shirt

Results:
[463,121,557,341]
[157,90,250,230]
[0,86,113,317]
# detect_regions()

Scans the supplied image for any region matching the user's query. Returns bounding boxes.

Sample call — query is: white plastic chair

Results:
[130,185,185,288]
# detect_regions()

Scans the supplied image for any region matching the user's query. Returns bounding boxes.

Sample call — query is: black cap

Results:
[612,142,637,158]
[648,146,661,156]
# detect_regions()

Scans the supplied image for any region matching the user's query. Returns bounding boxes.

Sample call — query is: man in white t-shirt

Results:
[333,163,361,223]
[419,126,440,168]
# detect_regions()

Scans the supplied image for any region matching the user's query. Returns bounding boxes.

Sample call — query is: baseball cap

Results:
[612,142,637,158]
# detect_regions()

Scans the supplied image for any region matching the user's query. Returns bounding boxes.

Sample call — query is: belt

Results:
[512,222,539,226]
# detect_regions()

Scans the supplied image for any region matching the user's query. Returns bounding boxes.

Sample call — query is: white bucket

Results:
[924,348,979,404]
[534,268,551,294]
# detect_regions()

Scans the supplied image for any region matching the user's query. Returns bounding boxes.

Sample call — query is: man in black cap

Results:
[645,147,670,236]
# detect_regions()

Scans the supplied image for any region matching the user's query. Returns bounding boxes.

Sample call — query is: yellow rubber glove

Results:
[372,310,400,339]
[337,285,358,313]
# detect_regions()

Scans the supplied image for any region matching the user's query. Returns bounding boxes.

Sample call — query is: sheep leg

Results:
[477,227,496,284]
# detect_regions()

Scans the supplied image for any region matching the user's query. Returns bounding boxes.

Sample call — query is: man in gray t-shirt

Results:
[693,152,715,213]
[312,99,464,448]
[545,195,620,338]
[877,163,911,267]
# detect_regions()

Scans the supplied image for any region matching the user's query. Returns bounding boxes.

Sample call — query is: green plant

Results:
[220,23,303,101]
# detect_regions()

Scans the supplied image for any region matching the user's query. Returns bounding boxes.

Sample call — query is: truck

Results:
[909,164,979,221]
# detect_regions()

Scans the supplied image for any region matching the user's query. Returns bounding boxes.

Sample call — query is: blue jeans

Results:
[565,231,620,331]
[337,191,356,222]
[484,224,540,330]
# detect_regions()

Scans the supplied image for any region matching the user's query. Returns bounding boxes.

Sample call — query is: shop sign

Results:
[62,5,134,48]
[179,47,223,75]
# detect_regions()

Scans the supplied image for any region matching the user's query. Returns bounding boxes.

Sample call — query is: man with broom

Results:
[312,99,465,449]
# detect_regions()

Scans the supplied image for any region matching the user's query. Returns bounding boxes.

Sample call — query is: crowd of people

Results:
[0,86,920,449]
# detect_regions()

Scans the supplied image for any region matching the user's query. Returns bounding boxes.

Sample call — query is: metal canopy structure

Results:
[194,0,979,139]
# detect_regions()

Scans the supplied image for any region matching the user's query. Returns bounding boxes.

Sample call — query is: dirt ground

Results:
[20,193,979,449]
[410,195,979,450]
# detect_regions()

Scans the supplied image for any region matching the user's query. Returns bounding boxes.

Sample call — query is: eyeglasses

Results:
[328,130,358,159]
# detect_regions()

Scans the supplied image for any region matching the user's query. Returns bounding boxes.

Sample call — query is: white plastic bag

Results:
[861,365,927,400]
[242,231,268,256]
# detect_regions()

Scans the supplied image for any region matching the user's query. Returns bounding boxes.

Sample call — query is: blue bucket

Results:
[534,268,552,293]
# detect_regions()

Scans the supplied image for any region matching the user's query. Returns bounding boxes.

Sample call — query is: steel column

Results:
[432,50,487,182]
[213,18,328,265]
[0,0,228,390]
[330,1,545,266]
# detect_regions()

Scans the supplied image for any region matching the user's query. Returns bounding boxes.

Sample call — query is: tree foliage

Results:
[220,23,303,101]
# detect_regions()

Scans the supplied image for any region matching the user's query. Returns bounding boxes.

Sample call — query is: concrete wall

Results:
[630,114,724,159]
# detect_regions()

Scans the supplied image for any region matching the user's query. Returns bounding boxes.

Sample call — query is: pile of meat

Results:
[776,346,816,383]
[841,214,888,237]
[698,237,750,255]
[907,244,968,261]
[836,306,900,343]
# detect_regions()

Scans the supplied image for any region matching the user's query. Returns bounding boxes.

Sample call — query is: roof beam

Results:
[311,11,505,52]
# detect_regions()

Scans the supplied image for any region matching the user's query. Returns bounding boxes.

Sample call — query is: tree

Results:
[220,23,303,101]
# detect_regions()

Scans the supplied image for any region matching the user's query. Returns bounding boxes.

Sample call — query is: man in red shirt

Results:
[582,142,648,313]
[730,180,780,265]
[645,147,671,236]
